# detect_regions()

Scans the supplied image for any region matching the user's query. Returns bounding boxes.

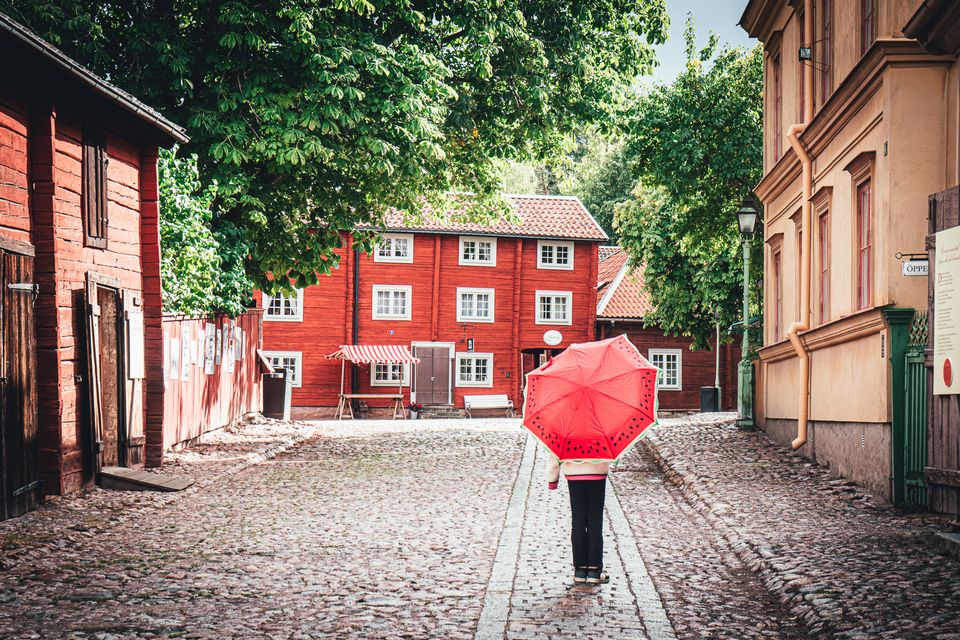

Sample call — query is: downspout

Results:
[787,0,815,449]
[351,246,360,394]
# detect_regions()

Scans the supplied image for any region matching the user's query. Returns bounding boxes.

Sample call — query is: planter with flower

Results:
[407,402,424,419]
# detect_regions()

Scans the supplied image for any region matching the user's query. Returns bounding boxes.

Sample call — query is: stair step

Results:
[100,466,194,492]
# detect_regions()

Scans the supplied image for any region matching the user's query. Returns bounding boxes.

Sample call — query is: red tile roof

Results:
[378,194,608,241]
[598,246,628,288]
[596,247,654,319]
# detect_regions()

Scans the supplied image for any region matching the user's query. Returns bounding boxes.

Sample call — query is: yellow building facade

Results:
[741,0,960,501]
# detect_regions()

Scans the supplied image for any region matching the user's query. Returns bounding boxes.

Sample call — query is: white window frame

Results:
[374,233,414,264]
[456,287,495,323]
[372,285,412,321]
[458,236,497,266]
[263,351,303,388]
[455,352,494,388]
[535,290,573,326]
[649,348,682,391]
[263,288,304,322]
[370,362,410,387]
[537,240,574,270]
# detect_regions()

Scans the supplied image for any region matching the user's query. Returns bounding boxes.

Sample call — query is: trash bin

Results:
[700,386,720,413]
[263,370,292,420]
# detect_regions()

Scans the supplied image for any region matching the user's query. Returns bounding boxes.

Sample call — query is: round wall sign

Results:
[543,330,563,346]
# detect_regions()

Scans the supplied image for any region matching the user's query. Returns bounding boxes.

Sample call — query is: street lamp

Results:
[736,198,759,429]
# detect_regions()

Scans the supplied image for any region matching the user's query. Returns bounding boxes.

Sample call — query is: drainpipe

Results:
[787,0,815,450]
[351,246,360,394]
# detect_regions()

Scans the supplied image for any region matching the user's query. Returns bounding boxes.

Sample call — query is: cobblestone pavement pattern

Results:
[640,413,960,639]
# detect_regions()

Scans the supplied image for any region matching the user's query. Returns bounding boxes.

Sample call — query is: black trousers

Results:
[567,478,606,569]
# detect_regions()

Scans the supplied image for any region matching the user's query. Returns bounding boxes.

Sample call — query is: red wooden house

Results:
[0,14,186,518]
[259,195,608,417]
[595,247,739,412]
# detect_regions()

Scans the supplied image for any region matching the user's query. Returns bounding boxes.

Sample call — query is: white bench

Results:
[464,394,515,418]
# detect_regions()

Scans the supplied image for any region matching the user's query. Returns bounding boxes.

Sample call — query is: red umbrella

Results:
[522,335,659,461]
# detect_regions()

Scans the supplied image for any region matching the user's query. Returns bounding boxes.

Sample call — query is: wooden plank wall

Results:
[159,311,264,453]
[927,186,960,514]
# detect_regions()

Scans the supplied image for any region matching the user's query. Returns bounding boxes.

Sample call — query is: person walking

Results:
[547,455,610,585]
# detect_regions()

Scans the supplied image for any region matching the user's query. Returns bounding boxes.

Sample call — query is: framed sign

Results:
[935,225,960,395]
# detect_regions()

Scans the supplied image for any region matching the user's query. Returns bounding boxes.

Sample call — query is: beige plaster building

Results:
[740,0,960,501]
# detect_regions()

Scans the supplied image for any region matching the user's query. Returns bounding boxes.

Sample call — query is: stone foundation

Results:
[763,418,892,501]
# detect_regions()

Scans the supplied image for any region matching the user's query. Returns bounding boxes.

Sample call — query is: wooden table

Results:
[335,393,406,420]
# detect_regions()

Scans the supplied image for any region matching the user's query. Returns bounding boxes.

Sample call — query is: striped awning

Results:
[325,345,421,364]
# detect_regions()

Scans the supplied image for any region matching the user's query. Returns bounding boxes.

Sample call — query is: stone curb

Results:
[640,430,831,636]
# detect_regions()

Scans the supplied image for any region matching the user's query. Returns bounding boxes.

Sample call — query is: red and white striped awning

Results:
[325,345,421,364]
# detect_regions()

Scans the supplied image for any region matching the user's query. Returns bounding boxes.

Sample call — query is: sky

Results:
[649,0,757,84]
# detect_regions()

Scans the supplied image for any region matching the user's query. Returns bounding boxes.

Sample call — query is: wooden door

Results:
[927,187,960,514]
[0,249,40,520]
[414,347,450,405]
[86,278,125,472]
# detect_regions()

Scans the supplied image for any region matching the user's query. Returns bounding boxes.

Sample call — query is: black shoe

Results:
[574,567,588,584]
[586,569,609,584]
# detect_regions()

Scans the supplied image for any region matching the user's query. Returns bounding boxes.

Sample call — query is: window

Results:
[536,290,572,325]
[857,181,873,309]
[819,211,830,324]
[861,0,876,56]
[263,289,303,322]
[820,0,832,106]
[457,288,495,322]
[459,236,497,266]
[82,130,108,248]
[264,351,302,387]
[372,285,412,320]
[371,363,409,386]
[537,240,574,270]
[649,349,681,391]
[456,353,493,387]
[773,52,783,162]
[374,234,413,263]
[774,248,783,340]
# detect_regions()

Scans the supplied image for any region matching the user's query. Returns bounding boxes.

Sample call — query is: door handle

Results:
[431,376,436,382]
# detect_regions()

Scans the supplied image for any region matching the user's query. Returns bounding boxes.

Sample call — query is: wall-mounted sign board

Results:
[902,259,928,276]
[934,225,960,395]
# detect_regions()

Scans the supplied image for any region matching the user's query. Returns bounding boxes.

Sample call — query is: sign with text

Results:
[902,259,928,276]
[934,225,960,395]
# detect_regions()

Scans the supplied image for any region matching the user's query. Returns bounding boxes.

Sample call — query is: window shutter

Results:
[82,131,108,249]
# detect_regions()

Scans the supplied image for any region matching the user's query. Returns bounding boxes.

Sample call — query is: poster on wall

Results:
[163,329,170,388]
[126,307,146,379]
[180,327,192,382]
[223,322,235,374]
[935,225,960,395]
[204,323,216,375]
[170,337,180,381]
[196,328,204,368]
[215,327,223,365]
[234,327,243,361]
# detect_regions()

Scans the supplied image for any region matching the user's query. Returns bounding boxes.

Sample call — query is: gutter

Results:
[0,12,188,145]
[786,0,815,450]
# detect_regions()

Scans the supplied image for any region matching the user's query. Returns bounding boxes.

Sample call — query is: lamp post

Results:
[736,198,759,429]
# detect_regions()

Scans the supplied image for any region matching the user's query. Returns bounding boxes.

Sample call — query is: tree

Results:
[7,1,668,295]
[158,148,251,316]
[562,132,633,240]
[616,18,763,348]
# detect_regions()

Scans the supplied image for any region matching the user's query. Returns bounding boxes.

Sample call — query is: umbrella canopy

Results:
[522,335,658,462]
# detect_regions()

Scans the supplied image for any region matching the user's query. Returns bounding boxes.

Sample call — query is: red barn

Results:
[595,247,740,412]
[0,14,186,518]
[259,196,607,417]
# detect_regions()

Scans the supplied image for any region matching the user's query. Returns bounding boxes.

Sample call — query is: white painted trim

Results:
[370,362,410,387]
[373,233,414,264]
[263,288,304,322]
[410,341,455,404]
[456,287,495,323]
[262,350,303,388]
[535,290,573,326]
[371,284,412,320]
[455,352,495,388]
[597,261,629,317]
[649,348,682,391]
[537,239,575,270]
[458,236,498,267]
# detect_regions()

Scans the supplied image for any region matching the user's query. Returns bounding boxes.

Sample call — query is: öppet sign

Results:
[934,225,960,395]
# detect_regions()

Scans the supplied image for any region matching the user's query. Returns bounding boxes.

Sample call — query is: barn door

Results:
[0,249,40,520]
[85,276,125,473]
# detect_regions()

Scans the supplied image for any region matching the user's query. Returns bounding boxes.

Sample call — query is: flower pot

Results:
[410,410,419,420]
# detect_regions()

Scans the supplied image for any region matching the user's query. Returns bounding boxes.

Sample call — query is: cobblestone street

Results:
[1,416,958,639]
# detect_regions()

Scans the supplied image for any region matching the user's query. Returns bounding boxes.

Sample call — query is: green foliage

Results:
[6,0,668,295]
[562,133,633,240]
[616,18,764,348]
[158,148,252,316]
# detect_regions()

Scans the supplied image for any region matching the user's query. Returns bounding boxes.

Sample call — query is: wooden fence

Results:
[159,310,264,453]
